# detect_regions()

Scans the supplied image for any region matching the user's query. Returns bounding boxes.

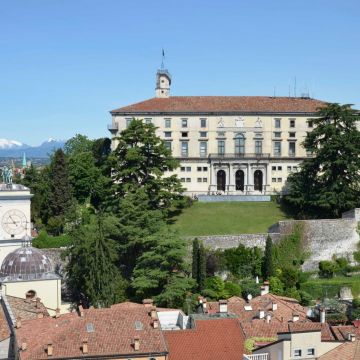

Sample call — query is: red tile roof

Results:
[111,96,326,114]
[164,318,244,360]
[7,296,49,321]
[0,304,10,342]
[16,302,168,359]
[332,323,360,341]
[319,340,360,360]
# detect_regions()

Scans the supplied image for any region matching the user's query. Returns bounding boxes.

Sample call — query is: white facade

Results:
[0,184,32,265]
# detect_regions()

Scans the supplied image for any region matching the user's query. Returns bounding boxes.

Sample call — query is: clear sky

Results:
[1,0,359,145]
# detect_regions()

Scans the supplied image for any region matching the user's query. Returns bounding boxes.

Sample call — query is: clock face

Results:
[1,209,27,235]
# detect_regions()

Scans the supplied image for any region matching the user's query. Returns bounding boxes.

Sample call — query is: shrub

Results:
[269,276,284,295]
[298,290,312,306]
[32,229,71,249]
[203,276,226,300]
[224,282,241,297]
[241,280,261,299]
[319,260,338,278]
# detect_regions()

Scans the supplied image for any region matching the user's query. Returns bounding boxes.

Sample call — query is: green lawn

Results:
[171,201,289,236]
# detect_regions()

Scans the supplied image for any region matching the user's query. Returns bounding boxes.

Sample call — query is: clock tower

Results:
[0,183,32,265]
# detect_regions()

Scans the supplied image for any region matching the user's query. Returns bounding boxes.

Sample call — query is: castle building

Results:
[109,68,325,196]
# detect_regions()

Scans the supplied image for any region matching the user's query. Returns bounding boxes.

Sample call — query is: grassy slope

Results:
[171,201,289,236]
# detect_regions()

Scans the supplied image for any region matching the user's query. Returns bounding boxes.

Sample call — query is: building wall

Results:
[2,278,61,314]
[0,338,10,360]
[110,114,314,195]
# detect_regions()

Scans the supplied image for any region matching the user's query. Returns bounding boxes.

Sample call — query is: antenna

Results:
[161,48,165,69]
[294,77,297,98]
[273,86,276,97]
[288,85,291,98]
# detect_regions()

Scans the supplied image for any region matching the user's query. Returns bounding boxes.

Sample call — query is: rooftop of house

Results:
[332,321,360,341]
[111,96,326,115]
[16,301,168,360]
[0,302,11,342]
[318,340,360,360]
[164,318,244,360]
[6,295,49,321]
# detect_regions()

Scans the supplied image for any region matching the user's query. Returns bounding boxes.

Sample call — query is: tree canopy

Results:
[286,103,360,218]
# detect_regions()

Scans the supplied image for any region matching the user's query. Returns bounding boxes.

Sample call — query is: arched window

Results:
[235,134,245,155]
[25,290,36,300]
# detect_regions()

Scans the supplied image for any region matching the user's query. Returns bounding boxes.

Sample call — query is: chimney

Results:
[134,337,140,351]
[198,296,204,305]
[78,305,84,317]
[202,298,207,311]
[47,343,53,356]
[36,297,41,309]
[261,282,269,296]
[82,340,88,354]
[347,333,356,342]
[219,300,228,314]
[149,306,157,320]
[292,312,300,322]
[320,307,326,324]
[258,308,265,319]
[152,319,159,329]
[55,308,60,318]
[266,313,272,323]
[16,317,22,329]
[142,299,153,308]
[21,343,27,351]
[272,302,277,311]
[37,310,44,319]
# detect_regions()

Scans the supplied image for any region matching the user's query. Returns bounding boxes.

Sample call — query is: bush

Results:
[203,276,226,300]
[32,230,71,249]
[319,260,338,278]
[224,282,241,297]
[269,276,284,295]
[241,280,261,299]
[298,290,312,306]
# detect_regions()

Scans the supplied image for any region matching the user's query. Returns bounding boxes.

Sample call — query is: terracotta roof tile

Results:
[164,318,244,360]
[0,303,10,341]
[111,96,326,114]
[7,295,49,321]
[16,302,168,359]
[319,340,360,360]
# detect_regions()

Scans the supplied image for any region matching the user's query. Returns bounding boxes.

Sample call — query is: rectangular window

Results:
[164,131,172,138]
[272,178,276,182]
[272,166,276,171]
[197,178,202,182]
[180,178,185,182]
[274,118,281,128]
[181,132,188,138]
[293,166,298,171]
[277,178,282,182]
[289,142,296,156]
[307,348,315,356]
[145,118,152,124]
[181,142,188,157]
[197,167,202,171]
[180,167,185,172]
[203,177,208,182]
[164,141,171,151]
[200,118,207,128]
[293,349,302,357]
[203,167,208,171]
[289,119,296,128]
[200,131,207,138]
[200,141,207,157]
[289,132,296,138]
[186,178,191,182]
[165,118,171,128]
[126,118,132,128]
[277,166,282,170]
[273,141,281,156]
[287,166,291,171]
[218,140,225,155]
[273,132,281,138]
[182,118,188,128]
[186,166,191,172]
[255,140,262,155]
[308,120,313,128]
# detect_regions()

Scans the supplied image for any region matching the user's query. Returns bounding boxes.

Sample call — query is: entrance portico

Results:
[209,157,270,195]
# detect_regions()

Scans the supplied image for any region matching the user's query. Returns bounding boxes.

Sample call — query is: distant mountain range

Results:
[0,138,66,158]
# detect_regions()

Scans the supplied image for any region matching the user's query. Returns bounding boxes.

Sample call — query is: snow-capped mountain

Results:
[0,139,30,150]
[0,138,66,158]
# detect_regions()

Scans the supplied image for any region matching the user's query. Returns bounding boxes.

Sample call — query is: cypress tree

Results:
[192,238,206,292]
[192,238,200,284]
[263,235,274,279]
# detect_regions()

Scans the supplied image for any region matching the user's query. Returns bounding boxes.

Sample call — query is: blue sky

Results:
[1,0,359,145]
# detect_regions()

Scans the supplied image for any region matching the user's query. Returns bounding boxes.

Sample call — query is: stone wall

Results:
[192,209,360,271]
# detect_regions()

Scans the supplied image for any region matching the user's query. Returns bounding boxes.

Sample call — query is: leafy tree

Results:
[48,149,74,234]
[192,238,206,292]
[109,119,184,216]
[286,103,360,218]
[241,279,261,299]
[203,276,227,300]
[263,235,274,279]
[351,299,360,320]
[269,276,284,295]
[65,215,126,307]
[64,134,93,156]
[318,260,338,278]
[131,227,194,302]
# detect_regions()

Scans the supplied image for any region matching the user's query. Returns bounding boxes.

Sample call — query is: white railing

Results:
[243,354,269,360]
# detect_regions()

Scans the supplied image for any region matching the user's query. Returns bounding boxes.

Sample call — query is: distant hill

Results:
[0,138,66,158]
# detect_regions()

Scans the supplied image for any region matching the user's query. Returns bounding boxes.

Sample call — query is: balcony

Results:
[209,153,270,160]
[243,354,269,360]
[107,123,119,134]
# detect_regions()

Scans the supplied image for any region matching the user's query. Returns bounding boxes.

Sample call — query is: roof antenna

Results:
[288,85,291,98]
[161,48,165,70]
[273,86,276,97]
[294,77,297,98]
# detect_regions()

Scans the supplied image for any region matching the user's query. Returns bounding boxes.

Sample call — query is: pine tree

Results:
[287,103,360,218]
[66,215,126,308]
[263,235,274,279]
